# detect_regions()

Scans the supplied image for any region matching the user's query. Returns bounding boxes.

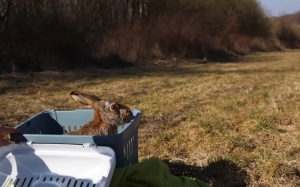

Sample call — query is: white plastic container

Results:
[0,142,116,187]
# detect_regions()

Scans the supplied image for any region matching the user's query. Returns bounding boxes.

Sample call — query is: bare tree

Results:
[0,0,12,30]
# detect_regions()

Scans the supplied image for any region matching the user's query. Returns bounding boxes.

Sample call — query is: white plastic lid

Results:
[0,142,115,187]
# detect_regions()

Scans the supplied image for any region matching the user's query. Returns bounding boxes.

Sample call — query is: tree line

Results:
[0,0,299,72]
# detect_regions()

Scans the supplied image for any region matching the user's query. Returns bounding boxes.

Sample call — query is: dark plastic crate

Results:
[9,109,142,168]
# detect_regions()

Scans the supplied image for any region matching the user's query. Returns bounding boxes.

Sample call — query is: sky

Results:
[259,0,300,16]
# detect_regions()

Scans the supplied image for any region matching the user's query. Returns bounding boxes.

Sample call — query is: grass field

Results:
[1,50,300,187]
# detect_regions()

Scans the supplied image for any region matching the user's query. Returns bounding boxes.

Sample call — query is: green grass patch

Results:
[256,120,279,132]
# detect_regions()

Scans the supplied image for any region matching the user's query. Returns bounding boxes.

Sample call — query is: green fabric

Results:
[110,158,209,187]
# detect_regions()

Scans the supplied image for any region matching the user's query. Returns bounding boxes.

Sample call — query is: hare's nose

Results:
[123,111,133,122]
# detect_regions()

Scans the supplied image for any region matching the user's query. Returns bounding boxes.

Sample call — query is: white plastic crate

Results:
[0,142,116,187]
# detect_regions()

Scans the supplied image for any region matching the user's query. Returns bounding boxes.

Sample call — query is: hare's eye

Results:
[110,104,119,111]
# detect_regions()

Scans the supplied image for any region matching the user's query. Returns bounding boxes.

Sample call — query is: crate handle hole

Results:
[73,180,78,187]
[14,178,20,186]
[27,178,34,187]
[80,181,84,187]
[20,178,27,187]
[67,179,72,187]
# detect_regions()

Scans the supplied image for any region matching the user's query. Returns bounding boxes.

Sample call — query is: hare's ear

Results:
[70,91,101,107]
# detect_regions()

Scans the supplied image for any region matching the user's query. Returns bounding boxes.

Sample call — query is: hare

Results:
[67,90,133,136]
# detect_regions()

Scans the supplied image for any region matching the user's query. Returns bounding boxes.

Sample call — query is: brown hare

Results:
[67,90,133,136]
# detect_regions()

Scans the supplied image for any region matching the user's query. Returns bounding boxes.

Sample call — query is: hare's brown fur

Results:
[67,90,133,136]
[67,109,118,135]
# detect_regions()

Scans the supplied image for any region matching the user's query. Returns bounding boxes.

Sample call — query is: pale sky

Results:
[259,0,300,16]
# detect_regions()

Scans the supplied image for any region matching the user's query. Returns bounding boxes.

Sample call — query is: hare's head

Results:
[70,91,133,126]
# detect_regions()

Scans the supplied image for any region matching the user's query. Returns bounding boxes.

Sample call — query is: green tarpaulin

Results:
[110,158,209,187]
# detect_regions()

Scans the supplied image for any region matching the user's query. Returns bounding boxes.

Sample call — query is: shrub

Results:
[0,0,292,72]
[275,18,300,48]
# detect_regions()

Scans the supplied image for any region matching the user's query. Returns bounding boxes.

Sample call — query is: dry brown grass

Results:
[1,50,300,186]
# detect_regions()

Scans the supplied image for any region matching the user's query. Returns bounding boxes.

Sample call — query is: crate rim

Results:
[10,108,142,145]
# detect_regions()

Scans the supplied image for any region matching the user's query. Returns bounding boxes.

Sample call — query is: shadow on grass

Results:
[163,158,250,187]
[0,50,295,96]
[0,64,293,97]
